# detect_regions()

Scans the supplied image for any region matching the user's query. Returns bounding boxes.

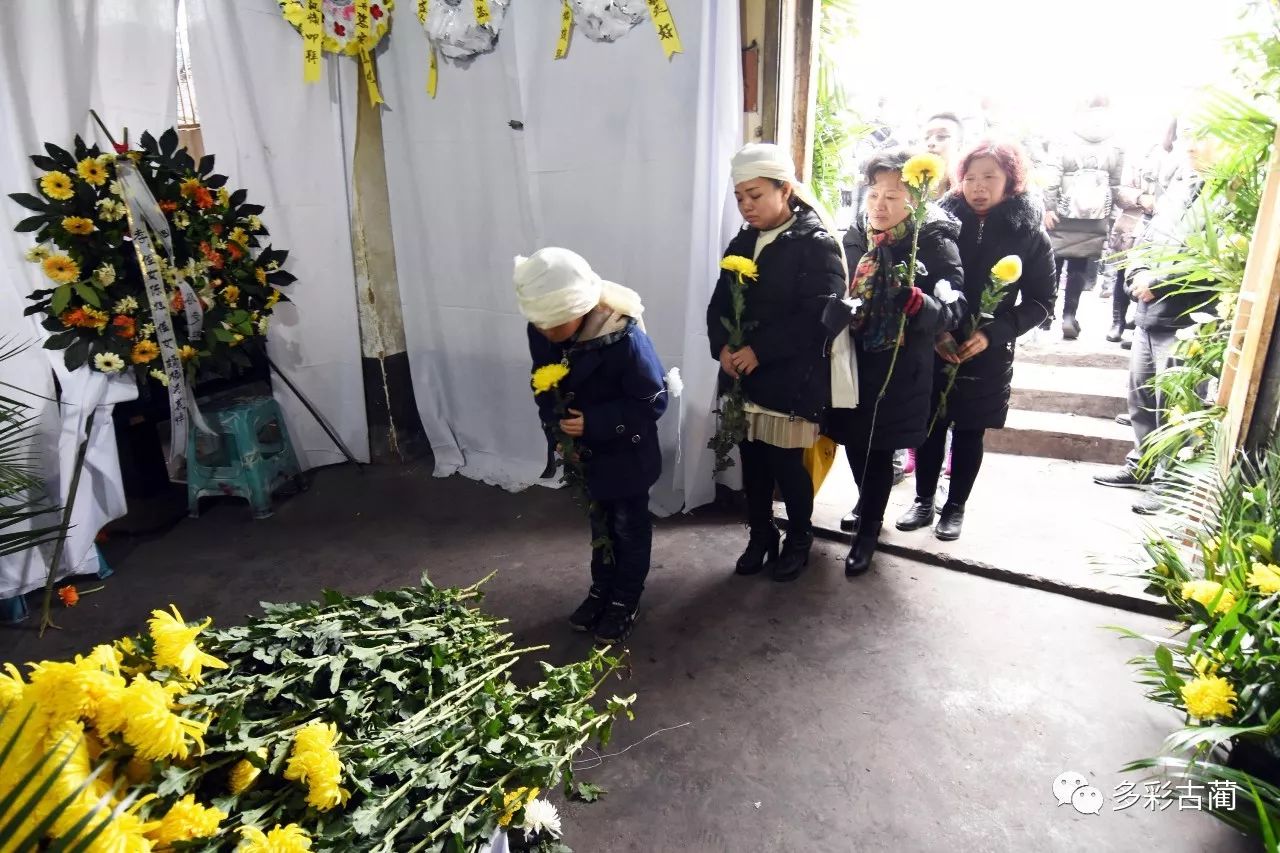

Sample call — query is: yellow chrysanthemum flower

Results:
[531,363,571,395]
[498,786,541,827]
[265,288,282,308]
[77,157,109,187]
[1181,579,1237,614]
[229,227,249,246]
[239,824,314,853]
[62,216,96,236]
[148,794,227,848]
[283,722,349,812]
[118,676,209,761]
[179,345,199,362]
[79,802,160,853]
[25,658,121,727]
[131,341,161,365]
[719,255,759,280]
[148,605,228,683]
[991,255,1023,284]
[0,663,25,711]
[902,153,947,189]
[42,254,81,284]
[40,171,75,200]
[1182,674,1237,720]
[218,187,231,208]
[229,747,269,794]
[1189,652,1223,677]
[179,178,203,199]
[1249,562,1280,594]
[224,285,241,307]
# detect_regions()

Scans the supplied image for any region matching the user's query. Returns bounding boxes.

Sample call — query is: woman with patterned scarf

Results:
[827,149,966,577]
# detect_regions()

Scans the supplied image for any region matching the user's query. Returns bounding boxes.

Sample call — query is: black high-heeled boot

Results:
[845,525,881,577]
[735,526,780,575]
[772,530,813,583]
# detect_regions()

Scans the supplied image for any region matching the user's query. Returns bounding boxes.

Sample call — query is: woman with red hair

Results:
[895,140,1056,541]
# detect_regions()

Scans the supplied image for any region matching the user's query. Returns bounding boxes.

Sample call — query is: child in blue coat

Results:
[515,248,669,644]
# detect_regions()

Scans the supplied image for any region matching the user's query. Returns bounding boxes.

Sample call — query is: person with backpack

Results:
[1041,95,1125,340]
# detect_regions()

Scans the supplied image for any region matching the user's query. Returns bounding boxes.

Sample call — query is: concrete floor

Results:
[0,463,1256,853]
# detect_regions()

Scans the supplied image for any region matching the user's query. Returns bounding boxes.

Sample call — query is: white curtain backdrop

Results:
[0,0,178,600]
[185,0,370,470]
[380,0,741,514]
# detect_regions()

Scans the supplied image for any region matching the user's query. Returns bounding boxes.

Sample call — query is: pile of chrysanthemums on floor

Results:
[0,575,632,851]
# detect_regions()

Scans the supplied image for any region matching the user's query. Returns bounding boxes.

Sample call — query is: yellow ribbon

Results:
[646,0,682,59]
[555,0,573,60]
[360,49,385,106]
[355,0,372,44]
[474,0,492,26]
[428,45,439,97]
[303,0,323,82]
[417,0,428,24]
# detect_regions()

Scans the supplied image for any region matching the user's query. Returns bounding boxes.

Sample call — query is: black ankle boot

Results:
[735,526,780,575]
[895,498,935,531]
[1106,322,1124,343]
[839,509,860,533]
[935,503,966,541]
[845,526,881,577]
[772,531,813,583]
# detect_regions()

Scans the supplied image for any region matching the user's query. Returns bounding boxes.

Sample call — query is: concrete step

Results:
[1017,347,1130,371]
[1010,362,1128,420]
[985,408,1132,464]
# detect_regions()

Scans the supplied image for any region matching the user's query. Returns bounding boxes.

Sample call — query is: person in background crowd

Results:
[708,143,846,583]
[829,149,966,577]
[1104,118,1181,344]
[899,141,1055,541]
[1041,95,1125,340]
[518,249,668,645]
[1092,134,1221,514]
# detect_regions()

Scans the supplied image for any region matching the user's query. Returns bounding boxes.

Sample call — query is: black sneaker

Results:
[1093,467,1147,490]
[594,601,637,645]
[569,593,607,633]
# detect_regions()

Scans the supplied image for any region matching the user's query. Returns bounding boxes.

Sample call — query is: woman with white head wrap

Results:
[515,248,669,644]
[706,143,849,583]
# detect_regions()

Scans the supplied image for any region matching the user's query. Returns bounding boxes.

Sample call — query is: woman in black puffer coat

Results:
[895,140,1056,542]
[826,149,966,577]
[707,144,847,583]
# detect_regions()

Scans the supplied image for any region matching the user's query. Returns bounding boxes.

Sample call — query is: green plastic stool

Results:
[187,394,303,520]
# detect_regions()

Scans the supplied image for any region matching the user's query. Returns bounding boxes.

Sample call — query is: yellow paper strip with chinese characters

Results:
[555,0,573,60]
[474,0,492,26]
[360,49,385,106]
[428,44,438,98]
[417,0,428,24]
[355,0,372,44]
[303,0,323,82]
[647,0,682,59]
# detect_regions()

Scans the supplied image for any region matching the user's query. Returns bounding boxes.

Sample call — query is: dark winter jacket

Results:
[528,316,668,502]
[1042,128,1125,259]
[1126,170,1216,330]
[825,207,966,451]
[935,192,1057,430]
[706,207,846,423]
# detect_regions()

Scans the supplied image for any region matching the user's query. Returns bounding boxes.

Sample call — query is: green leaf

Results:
[159,127,179,157]
[64,339,89,372]
[43,331,78,351]
[198,154,215,176]
[73,284,101,308]
[8,193,49,213]
[29,154,59,171]
[50,284,72,315]
[569,781,607,802]
[14,216,46,233]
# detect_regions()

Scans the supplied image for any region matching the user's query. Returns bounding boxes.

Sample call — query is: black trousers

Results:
[1055,257,1099,319]
[740,440,812,536]
[589,493,653,609]
[1112,267,1131,329]
[846,443,896,535]
[916,421,986,507]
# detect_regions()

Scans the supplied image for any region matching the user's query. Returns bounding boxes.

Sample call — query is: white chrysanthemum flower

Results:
[93,264,116,287]
[267,261,280,271]
[246,215,264,232]
[25,245,50,263]
[150,368,169,387]
[96,198,127,222]
[112,296,139,315]
[1175,326,1199,341]
[109,180,125,197]
[93,352,125,374]
[521,800,562,838]
[173,211,191,229]
[665,367,683,398]
[933,280,961,305]
[257,316,270,336]
[141,323,156,338]
[1177,446,1197,462]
